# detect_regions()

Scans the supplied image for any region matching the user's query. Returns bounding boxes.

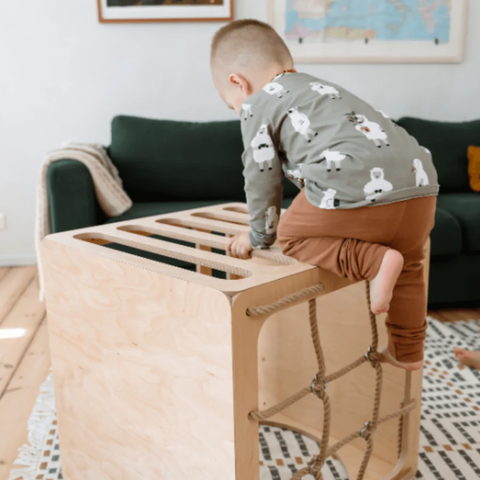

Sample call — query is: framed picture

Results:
[98,0,234,23]
[269,0,468,63]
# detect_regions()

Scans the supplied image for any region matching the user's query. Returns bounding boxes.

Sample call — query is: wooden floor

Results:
[0,266,479,480]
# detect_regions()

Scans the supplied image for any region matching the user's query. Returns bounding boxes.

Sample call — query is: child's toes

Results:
[454,347,465,359]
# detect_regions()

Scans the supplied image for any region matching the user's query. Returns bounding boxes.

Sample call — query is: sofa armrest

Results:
[47,160,105,233]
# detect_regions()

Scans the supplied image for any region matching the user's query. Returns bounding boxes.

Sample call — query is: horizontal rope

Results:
[249,387,311,422]
[250,352,377,422]
[246,283,325,317]
[326,401,417,457]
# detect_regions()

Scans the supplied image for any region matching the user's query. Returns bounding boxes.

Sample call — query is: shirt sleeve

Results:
[241,117,284,249]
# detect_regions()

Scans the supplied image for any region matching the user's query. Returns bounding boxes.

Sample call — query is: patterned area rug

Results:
[9,318,480,480]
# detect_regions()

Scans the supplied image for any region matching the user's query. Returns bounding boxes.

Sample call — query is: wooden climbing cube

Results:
[41,203,428,480]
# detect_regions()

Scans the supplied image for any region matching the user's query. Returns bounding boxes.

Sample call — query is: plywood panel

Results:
[42,239,236,480]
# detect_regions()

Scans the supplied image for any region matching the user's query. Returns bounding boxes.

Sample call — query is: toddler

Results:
[210,19,438,371]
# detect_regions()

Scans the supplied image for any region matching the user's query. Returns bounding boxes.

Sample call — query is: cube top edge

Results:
[42,202,316,294]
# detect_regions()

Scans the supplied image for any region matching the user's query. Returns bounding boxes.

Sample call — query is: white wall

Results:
[1,0,479,265]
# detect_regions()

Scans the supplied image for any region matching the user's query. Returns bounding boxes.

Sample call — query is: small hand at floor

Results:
[227,232,253,259]
[454,348,480,370]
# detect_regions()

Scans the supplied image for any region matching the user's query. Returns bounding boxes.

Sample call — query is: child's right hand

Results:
[227,232,253,259]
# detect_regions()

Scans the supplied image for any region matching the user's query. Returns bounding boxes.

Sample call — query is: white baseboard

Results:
[0,254,37,267]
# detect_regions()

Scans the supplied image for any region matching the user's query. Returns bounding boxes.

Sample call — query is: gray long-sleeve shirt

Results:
[240,71,439,249]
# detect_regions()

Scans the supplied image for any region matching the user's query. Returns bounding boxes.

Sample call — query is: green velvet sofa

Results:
[46,115,480,308]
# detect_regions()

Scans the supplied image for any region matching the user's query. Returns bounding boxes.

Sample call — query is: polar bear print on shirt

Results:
[288,108,318,143]
[265,206,279,235]
[348,113,390,148]
[310,82,342,99]
[242,104,253,121]
[320,149,347,172]
[363,168,393,202]
[319,188,337,209]
[412,159,429,187]
[263,82,289,98]
[250,124,275,172]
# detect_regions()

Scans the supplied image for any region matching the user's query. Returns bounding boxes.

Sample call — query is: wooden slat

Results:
[120,220,231,251]
[0,319,50,479]
[157,215,249,236]
[78,228,254,277]
[0,266,37,327]
[190,210,250,226]
[0,279,46,397]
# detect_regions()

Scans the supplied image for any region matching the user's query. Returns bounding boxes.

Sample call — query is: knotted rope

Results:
[247,281,416,480]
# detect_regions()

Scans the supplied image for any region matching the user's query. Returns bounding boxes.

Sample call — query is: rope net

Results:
[247,281,417,480]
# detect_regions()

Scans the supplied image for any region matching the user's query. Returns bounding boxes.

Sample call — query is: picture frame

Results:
[97,0,234,23]
[268,0,468,64]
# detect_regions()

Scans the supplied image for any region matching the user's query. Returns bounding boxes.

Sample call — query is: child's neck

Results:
[251,64,297,96]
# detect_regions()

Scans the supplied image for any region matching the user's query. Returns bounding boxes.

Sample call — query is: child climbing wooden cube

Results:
[41,203,427,480]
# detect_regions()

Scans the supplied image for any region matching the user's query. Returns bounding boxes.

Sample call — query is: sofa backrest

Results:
[397,117,480,192]
[108,115,298,202]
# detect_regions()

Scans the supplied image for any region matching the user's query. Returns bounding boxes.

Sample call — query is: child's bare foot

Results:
[369,249,404,315]
[379,346,423,371]
[454,348,480,370]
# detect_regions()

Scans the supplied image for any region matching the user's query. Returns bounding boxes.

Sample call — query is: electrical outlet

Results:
[0,213,6,230]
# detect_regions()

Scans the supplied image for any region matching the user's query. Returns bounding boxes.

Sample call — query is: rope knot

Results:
[311,373,327,398]
[360,421,377,440]
[365,346,381,367]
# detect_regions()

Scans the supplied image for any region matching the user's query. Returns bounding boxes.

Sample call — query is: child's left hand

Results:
[227,232,253,259]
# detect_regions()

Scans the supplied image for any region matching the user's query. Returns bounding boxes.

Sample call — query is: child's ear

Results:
[229,73,251,95]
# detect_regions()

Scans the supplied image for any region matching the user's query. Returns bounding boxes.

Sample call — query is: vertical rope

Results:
[309,299,326,377]
[292,299,331,480]
[355,282,383,480]
[357,436,375,480]
[398,401,405,458]
[365,281,379,352]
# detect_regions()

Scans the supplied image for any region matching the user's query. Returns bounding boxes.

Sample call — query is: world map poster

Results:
[270,0,467,63]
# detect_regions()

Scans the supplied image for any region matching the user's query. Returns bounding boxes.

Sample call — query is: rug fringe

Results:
[8,370,56,480]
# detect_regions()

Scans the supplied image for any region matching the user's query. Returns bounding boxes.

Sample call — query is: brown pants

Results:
[277,189,437,363]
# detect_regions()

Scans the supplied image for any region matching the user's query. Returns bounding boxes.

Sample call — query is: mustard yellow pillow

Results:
[468,146,480,192]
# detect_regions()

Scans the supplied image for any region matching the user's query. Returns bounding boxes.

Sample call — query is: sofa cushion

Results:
[109,115,246,202]
[430,207,463,256]
[429,253,480,308]
[396,117,480,192]
[109,115,299,202]
[103,200,230,224]
[437,193,480,253]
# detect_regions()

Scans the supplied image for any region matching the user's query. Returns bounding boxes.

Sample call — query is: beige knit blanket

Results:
[35,141,132,301]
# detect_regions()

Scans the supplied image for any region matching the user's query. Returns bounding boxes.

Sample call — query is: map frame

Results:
[269,0,468,63]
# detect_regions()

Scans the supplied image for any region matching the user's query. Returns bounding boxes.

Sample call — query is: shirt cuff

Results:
[249,230,275,250]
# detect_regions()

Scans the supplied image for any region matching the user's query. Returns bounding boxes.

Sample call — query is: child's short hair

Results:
[211,19,293,72]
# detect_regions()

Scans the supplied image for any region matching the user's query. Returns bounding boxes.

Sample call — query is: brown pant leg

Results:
[278,189,437,363]
[278,189,398,282]
[386,196,437,363]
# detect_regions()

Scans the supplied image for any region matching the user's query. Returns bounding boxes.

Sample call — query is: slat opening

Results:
[74,233,250,280]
